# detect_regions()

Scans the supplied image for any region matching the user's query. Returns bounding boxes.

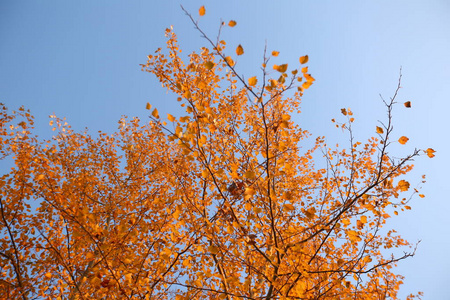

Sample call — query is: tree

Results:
[0,6,433,300]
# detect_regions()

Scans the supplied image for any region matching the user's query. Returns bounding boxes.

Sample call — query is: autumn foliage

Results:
[0,7,433,300]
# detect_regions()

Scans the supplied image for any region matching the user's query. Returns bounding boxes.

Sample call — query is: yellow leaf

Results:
[398,136,409,145]
[272,51,279,57]
[199,6,205,16]
[299,55,309,64]
[228,20,237,27]
[248,76,257,87]
[204,61,215,70]
[146,102,152,110]
[376,126,384,134]
[404,101,411,108]
[425,148,436,158]
[236,44,244,56]
[152,108,160,119]
[397,180,410,192]
[167,114,175,122]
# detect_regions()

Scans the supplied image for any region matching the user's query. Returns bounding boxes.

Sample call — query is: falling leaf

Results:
[404,101,411,108]
[398,136,409,145]
[204,61,215,70]
[228,20,237,27]
[425,148,436,158]
[248,76,257,87]
[376,126,384,134]
[236,44,244,56]
[272,51,279,57]
[199,6,205,16]
[299,55,309,64]
[397,180,410,192]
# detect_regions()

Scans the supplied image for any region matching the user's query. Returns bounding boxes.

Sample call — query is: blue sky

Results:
[1,1,449,298]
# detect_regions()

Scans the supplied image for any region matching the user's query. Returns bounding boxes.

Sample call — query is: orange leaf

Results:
[341,108,347,116]
[225,56,235,67]
[236,44,244,56]
[208,245,219,254]
[167,114,175,122]
[397,180,410,192]
[228,20,237,27]
[273,64,288,73]
[299,55,309,64]
[404,101,411,108]
[248,76,257,87]
[398,136,409,145]
[272,51,279,57]
[199,6,205,16]
[204,61,215,70]
[376,126,384,134]
[426,148,436,158]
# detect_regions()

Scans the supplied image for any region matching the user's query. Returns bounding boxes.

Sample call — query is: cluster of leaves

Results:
[0,6,433,300]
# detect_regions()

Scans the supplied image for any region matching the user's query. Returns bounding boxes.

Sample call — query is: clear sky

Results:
[1,0,449,298]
